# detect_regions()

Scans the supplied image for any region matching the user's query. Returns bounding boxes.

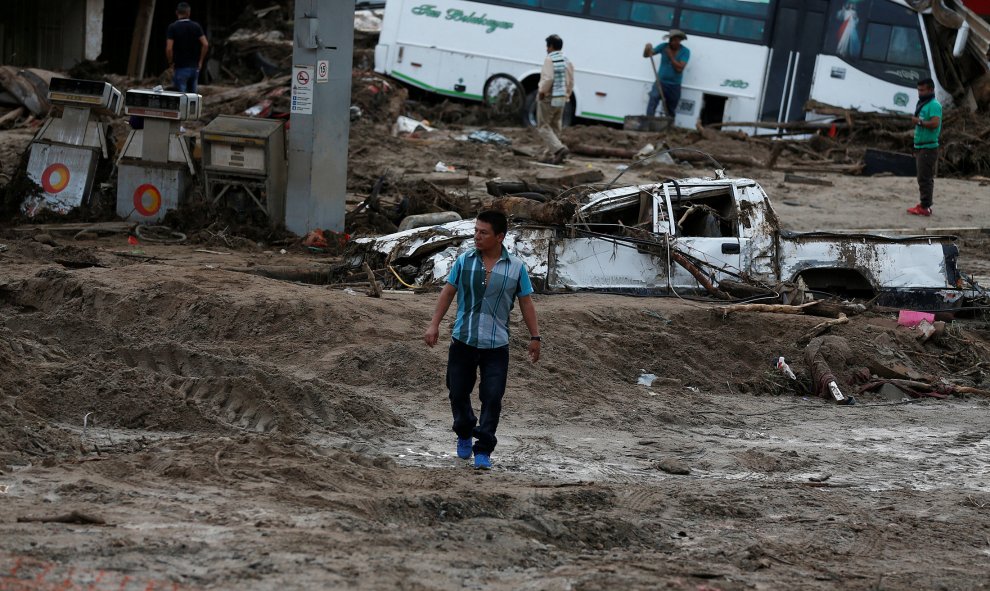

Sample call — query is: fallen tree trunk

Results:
[720,301,817,315]
[567,143,637,159]
[486,195,576,224]
[0,106,25,128]
[671,251,730,300]
[799,313,849,344]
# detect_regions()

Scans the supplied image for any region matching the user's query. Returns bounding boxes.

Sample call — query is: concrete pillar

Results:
[285,0,355,235]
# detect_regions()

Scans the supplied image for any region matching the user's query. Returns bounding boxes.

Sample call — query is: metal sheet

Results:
[23,143,98,216]
[117,164,189,223]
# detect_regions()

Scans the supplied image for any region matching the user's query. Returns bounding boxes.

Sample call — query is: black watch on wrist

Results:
[530,335,541,341]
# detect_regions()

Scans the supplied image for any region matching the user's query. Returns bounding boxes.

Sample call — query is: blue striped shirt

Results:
[448,247,534,349]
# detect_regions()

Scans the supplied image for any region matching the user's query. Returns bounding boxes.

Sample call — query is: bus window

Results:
[630,2,675,27]
[542,0,586,13]
[888,26,925,67]
[862,23,892,62]
[680,9,720,35]
[681,0,769,17]
[823,0,928,85]
[503,0,541,7]
[589,0,631,20]
[718,15,765,40]
[680,1,768,41]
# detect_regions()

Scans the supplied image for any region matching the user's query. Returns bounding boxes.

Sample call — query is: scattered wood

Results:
[720,301,818,316]
[362,262,382,298]
[567,143,637,159]
[14,222,135,234]
[784,173,834,187]
[534,167,604,187]
[485,179,556,198]
[671,251,730,300]
[486,195,577,225]
[803,300,863,319]
[194,249,232,255]
[778,163,864,174]
[403,171,470,187]
[203,75,292,106]
[671,149,766,169]
[799,313,849,344]
[717,279,776,300]
[17,510,107,525]
[0,106,25,128]
[765,143,785,169]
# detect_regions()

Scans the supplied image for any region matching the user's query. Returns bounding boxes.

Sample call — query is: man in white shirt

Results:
[536,34,574,165]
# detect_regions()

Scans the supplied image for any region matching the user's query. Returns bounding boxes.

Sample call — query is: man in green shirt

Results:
[907,78,941,217]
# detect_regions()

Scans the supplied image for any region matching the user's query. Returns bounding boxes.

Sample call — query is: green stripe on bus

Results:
[580,111,625,122]
[391,71,483,101]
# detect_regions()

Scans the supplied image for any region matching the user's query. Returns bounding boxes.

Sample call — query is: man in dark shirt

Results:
[166,2,209,92]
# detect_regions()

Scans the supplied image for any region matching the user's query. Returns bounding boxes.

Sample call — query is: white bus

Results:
[374,0,944,130]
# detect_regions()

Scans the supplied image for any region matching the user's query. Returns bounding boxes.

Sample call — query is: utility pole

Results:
[285,0,354,235]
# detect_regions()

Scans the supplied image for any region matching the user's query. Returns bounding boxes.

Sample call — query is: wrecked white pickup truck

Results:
[354,176,964,310]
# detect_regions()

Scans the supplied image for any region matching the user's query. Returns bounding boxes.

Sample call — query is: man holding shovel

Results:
[644,29,690,118]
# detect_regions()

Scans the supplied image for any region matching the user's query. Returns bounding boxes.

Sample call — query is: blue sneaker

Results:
[474,453,491,470]
[456,437,473,459]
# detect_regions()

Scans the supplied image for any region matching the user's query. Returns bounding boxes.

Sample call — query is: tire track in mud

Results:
[0,272,413,450]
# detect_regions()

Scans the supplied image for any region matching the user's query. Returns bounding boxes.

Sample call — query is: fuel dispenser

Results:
[199,115,287,225]
[116,88,202,222]
[23,78,122,216]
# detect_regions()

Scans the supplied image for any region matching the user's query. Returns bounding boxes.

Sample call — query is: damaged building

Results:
[0,0,249,78]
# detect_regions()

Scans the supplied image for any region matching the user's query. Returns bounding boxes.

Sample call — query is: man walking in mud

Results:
[907,78,942,217]
[536,34,574,165]
[424,210,541,470]
[166,2,209,93]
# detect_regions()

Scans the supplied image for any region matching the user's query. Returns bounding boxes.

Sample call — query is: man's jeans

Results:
[446,339,509,455]
[173,67,199,93]
[915,147,938,208]
[647,82,680,118]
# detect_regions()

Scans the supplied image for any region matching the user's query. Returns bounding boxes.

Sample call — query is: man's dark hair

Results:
[477,210,508,236]
[918,78,935,89]
[546,34,563,51]
[177,2,191,15]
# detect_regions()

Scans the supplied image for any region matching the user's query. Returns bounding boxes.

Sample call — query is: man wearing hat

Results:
[644,29,690,118]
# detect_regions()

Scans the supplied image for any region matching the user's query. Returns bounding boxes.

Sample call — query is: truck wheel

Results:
[522,90,576,128]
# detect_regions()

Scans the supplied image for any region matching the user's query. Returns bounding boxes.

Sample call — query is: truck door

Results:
[736,184,778,283]
[665,183,743,293]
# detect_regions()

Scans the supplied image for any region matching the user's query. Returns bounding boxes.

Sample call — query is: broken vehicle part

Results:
[353,176,967,310]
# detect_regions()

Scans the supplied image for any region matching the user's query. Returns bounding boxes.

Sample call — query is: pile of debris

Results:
[0,66,56,129]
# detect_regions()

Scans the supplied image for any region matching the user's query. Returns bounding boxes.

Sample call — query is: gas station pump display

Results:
[23,78,122,216]
[116,88,202,223]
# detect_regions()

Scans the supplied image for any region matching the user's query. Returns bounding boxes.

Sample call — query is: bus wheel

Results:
[483,74,525,123]
[522,90,576,128]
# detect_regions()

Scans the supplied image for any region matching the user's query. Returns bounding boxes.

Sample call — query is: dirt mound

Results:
[3,248,988,468]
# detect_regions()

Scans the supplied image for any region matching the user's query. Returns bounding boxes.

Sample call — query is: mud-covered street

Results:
[2,221,990,589]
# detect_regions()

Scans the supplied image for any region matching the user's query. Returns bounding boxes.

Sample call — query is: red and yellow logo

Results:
[133,183,162,217]
[41,163,70,194]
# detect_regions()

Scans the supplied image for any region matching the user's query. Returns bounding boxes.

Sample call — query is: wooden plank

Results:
[127,0,157,79]
[534,167,604,186]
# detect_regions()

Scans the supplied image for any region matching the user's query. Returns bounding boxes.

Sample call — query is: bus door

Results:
[761,0,829,123]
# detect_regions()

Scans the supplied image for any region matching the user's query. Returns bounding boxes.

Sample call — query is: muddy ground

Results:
[3,81,990,589]
[1,235,990,590]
